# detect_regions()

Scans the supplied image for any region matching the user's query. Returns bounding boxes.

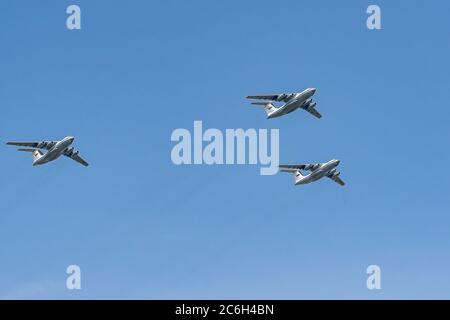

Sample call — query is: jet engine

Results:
[305,164,320,171]
[332,171,340,178]
[305,102,317,111]
[65,147,74,156]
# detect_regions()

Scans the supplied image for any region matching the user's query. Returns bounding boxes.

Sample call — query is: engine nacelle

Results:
[328,168,337,175]
[72,150,79,157]
[276,94,287,102]
[305,164,320,171]
[65,147,74,155]
[306,102,317,111]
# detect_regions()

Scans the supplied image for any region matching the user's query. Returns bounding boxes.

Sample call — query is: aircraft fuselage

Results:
[295,159,340,185]
[33,136,74,166]
[267,88,316,119]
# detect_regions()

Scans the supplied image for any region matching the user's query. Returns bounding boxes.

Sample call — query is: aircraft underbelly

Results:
[308,170,325,182]
[283,99,304,114]
[45,149,64,162]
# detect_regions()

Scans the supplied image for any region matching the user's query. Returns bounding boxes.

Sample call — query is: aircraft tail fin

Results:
[17,148,43,162]
[251,102,277,116]
[279,167,305,184]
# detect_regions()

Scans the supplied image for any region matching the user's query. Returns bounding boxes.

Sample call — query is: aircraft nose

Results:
[311,88,317,94]
[68,136,75,142]
[335,160,340,165]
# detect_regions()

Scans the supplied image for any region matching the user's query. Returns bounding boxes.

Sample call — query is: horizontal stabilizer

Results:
[17,148,38,152]
[251,102,273,106]
[16,148,43,162]
[279,167,298,173]
[250,101,277,117]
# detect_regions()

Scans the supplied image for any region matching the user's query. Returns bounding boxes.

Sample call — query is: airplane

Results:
[279,159,345,186]
[6,136,89,167]
[246,88,322,119]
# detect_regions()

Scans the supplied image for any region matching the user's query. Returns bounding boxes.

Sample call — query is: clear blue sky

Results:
[1,0,449,299]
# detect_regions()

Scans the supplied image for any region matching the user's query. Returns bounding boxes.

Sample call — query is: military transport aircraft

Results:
[6,136,89,167]
[246,88,322,119]
[279,159,345,186]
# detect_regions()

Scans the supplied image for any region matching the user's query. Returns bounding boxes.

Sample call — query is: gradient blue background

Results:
[1,0,449,299]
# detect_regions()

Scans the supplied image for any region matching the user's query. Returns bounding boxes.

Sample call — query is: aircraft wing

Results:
[327,173,345,186]
[279,164,307,171]
[71,154,89,167]
[279,163,321,172]
[6,140,57,150]
[303,102,322,119]
[63,149,89,167]
[299,100,322,119]
[307,107,322,119]
[246,94,282,101]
